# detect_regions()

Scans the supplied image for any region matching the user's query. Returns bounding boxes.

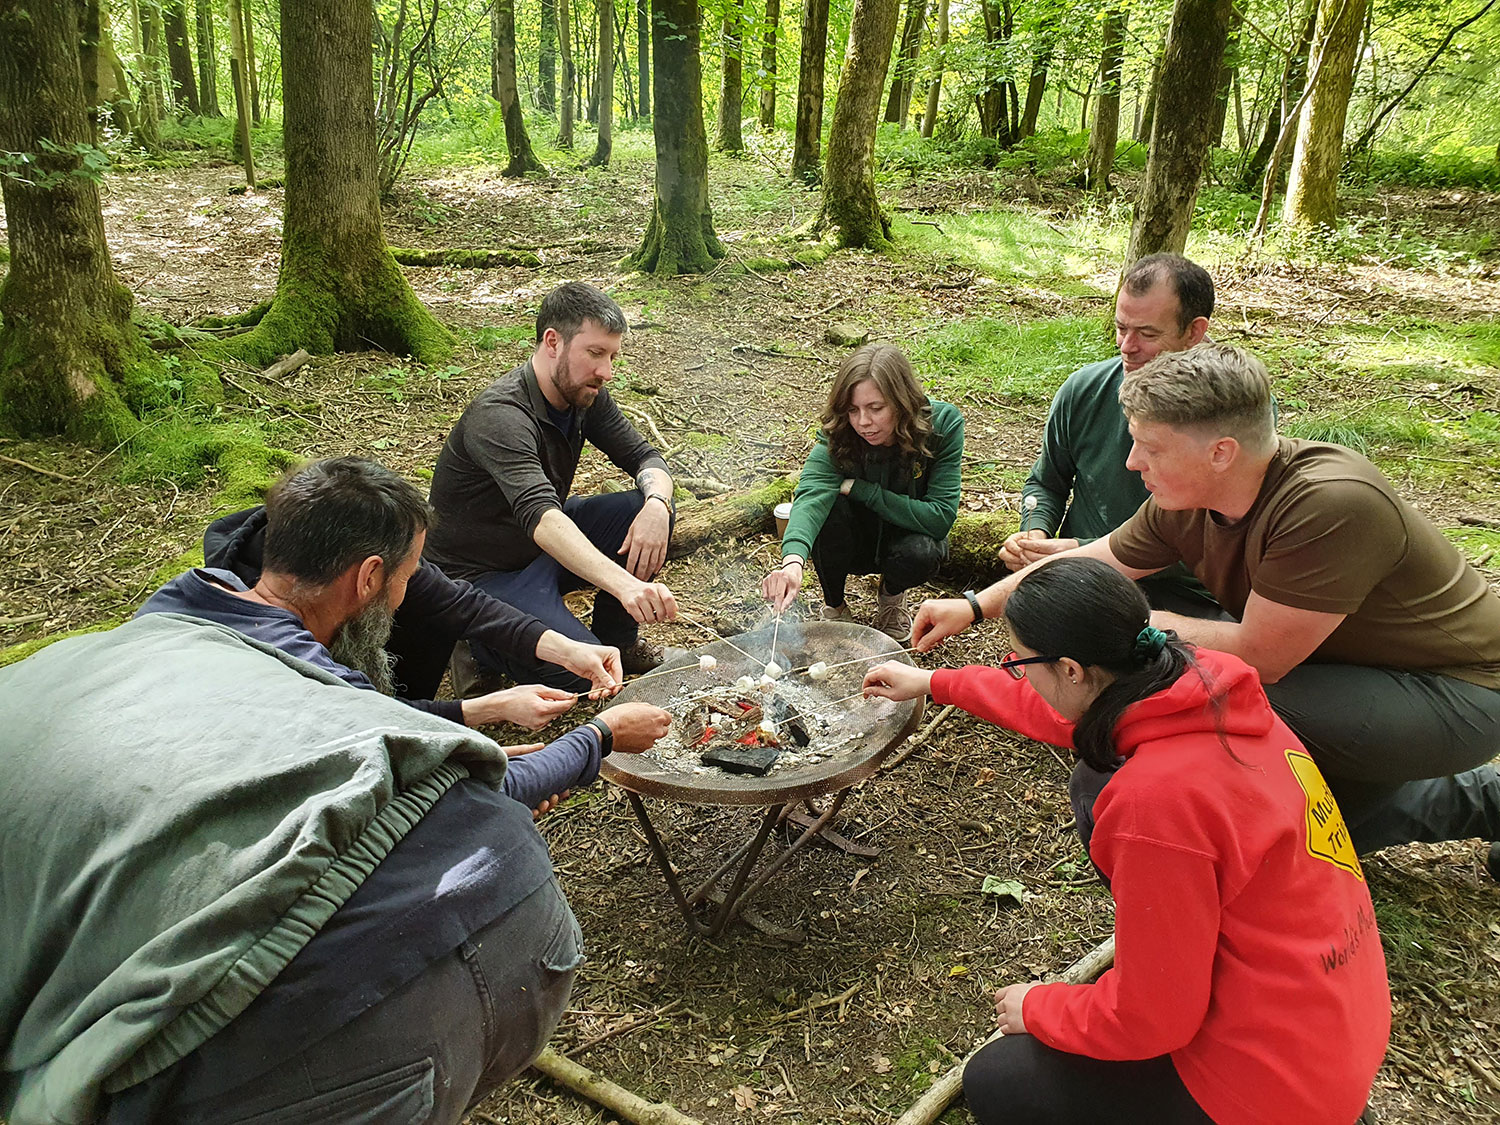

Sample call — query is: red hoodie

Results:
[932,651,1390,1125]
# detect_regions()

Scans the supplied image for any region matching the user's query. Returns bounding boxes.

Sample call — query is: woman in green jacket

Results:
[762,344,964,641]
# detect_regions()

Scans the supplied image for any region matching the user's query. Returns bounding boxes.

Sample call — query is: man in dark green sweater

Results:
[1000,253,1220,616]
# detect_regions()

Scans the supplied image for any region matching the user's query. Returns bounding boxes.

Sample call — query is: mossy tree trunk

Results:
[559,0,576,145]
[540,0,558,112]
[0,0,154,442]
[493,0,546,175]
[716,0,745,151]
[758,0,778,128]
[226,0,255,186]
[636,0,650,118]
[225,0,451,367]
[791,0,830,181]
[1083,8,1125,193]
[1285,0,1369,228]
[195,0,220,115]
[625,0,725,273]
[590,0,615,164]
[814,0,901,250]
[163,0,199,114]
[882,0,926,127]
[920,0,947,138]
[1125,0,1235,261]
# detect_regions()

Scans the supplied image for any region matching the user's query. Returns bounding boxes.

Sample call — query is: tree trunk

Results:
[243,0,260,124]
[883,0,926,126]
[976,0,1015,145]
[791,0,831,181]
[625,0,725,273]
[223,0,451,367]
[759,0,779,128]
[636,0,650,117]
[1084,8,1125,193]
[716,0,745,150]
[1125,0,1235,262]
[1208,10,1242,149]
[559,0,575,145]
[493,0,546,175]
[591,0,615,164]
[615,3,636,120]
[1285,0,1369,227]
[226,0,255,186]
[1134,45,1163,142]
[815,0,901,248]
[137,0,167,118]
[0,0,160,441]
[1018,25,1053,139]
[195,0,220,115]
[1239,0,1317,191]
[163,0,199,114]
[920,0,947,138]
[540,0,558,112]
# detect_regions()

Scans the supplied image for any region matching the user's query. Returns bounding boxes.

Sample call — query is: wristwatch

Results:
[586,717,614,757]
[962,590,985,625]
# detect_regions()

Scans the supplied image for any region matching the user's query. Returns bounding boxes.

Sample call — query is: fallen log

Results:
[390,246,542,269]
[667,481,1018,584]
[895,935,1116,1125]
[531,1046,704,1125]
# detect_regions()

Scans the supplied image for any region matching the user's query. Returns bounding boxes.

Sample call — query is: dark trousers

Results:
[809,494,946,606]
[104,877,582,1125]
[470,491,649,692]
[1069,664,1500,859]
[964,1035,1211,1125]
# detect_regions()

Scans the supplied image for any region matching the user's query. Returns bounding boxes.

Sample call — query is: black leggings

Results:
[963,1035,1212,1125]
[808,494,946,605]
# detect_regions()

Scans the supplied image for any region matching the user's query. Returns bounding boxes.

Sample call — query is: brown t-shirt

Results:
[1110,438,1500,688]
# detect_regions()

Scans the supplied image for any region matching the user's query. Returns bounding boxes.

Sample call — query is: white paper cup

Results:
[774,501,792,539]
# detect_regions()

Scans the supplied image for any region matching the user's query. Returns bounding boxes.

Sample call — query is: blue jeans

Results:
[104,878,582,1125]
[471,491,650,691]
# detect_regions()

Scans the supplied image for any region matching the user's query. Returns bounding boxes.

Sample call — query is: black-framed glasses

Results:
[999,650,1062,680]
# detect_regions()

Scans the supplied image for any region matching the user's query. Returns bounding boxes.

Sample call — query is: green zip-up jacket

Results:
[781,399,964,561]
[1021,357,1209,604]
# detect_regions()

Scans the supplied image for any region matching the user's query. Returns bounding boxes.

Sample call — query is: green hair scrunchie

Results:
[1133,625,1169,662]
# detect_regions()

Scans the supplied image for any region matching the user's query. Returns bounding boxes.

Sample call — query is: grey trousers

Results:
[104,876,583,1125]
[1070,663,1500,857]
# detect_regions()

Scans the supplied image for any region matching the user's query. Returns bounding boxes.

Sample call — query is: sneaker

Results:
[820,604,856,623]
[448,639,503,699]
[620,638,688,676]
[874,588,911,643]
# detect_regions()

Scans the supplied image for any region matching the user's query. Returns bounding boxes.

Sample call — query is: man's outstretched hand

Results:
[1000,529,1079,572]
[463,685,578,729]
[598,701,672,753]
[619,579,678,626]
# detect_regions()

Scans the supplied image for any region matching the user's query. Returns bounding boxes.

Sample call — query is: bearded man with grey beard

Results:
[137,457,672,817]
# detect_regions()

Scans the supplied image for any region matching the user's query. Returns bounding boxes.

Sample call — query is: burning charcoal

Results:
[785,719,811,747]
[702,743,781,776]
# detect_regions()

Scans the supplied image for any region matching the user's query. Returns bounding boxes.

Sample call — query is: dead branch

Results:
[768,981,862,1024]
[675,476,734,498]
[568,999,684,1056]
[895,936,1116,1125]
[260,348,313,381]
[531,1047,704,1125]
[0,454,75,482]
[389,246,543,268]
[881,705,957,772]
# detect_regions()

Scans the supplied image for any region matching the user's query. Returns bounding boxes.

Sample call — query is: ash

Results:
[638,658,902,777]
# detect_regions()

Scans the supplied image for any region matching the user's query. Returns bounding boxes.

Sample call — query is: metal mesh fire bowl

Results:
[599,621,923,805]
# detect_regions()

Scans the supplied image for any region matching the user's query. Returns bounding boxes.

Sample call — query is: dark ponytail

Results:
[1006,558,1212,772]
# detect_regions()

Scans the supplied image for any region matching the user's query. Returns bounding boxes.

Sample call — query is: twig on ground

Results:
[569,1000,684,1056]
[768,981,861,1024]
[0,454,74,482]
[881,705,957,773]
[790,294,850,321]
[894,936,1116,1125]
[531,1047,704,1125]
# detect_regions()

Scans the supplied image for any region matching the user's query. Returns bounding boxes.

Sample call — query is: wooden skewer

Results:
[790,645,921,677]
[769,610,783,673]
[673,610,759,663]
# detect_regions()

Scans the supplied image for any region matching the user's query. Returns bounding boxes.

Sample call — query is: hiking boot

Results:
[874,588,912,643]
[448,639,503,699]
[1487,841,1500,883]
[820,603,857,624]
[620,638,688,676]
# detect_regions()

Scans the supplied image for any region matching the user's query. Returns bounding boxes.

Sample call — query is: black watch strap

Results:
[586,717,614,757]
[963,590,984,625]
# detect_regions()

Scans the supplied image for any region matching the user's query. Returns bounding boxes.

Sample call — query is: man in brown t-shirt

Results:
[914,343,1500,865]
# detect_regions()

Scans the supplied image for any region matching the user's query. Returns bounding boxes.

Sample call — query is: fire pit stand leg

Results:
[624,791,785,937]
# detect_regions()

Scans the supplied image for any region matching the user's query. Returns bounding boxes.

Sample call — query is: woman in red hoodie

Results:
[864,558,1389,1125]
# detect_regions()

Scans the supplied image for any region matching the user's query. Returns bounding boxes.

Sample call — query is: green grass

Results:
[907,315,1110,404]
[893,209,1117,287]
[1280,406,1439,453]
